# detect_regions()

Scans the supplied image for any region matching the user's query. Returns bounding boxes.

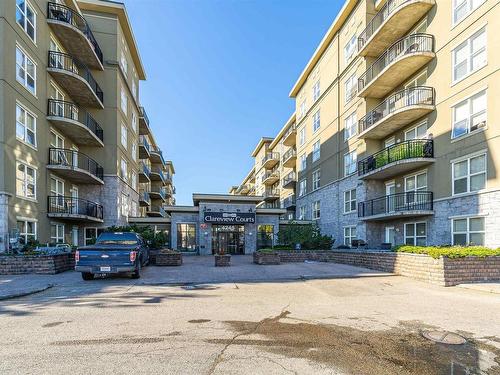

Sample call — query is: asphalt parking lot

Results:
[0,256,499,374]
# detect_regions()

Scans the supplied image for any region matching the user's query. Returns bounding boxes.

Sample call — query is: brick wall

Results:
[0,253,75,275]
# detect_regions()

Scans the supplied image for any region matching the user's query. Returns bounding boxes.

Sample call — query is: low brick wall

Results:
[253,252,280,265]
[155,251,182,266]
[0,253,75,275]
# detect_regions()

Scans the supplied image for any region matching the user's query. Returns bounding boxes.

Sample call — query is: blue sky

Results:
[123,0,343,205]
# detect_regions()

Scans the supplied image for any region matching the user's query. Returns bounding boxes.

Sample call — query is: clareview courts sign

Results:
[203,212,256,224]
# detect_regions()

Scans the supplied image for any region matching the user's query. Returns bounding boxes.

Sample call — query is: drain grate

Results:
[422,330,466,345]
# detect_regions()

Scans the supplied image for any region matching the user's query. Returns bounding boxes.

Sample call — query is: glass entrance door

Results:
[212,225,245,255]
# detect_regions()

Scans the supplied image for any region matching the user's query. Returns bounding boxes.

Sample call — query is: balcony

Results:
[358,191,433,220]
[262,171,280,186]
[261,152,280,169]
[283,124,297,146]
[47,51,104,108]
[139,162,151,183]
[282,147,297,168]
[237,184,250,194]
[263,188,280,202]
[358,139,435,180]
[282,171,296,189]
[150,166,166,183]
[358,86,435,139]
[147,206,166,218]
[139,136,151,159]
[47,196,103,222]
[139,107,151,135]
[358,0,435,57]
[358,34,435,98]
[47,99,104,146]
[149,186,167,201]
[139,191,150,207]
[47,2,103,70]
[47,148,104,184]
[150,148,166,165]
[281,195,296,210]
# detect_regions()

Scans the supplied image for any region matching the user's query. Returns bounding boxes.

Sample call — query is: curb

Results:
[0,284,54,301]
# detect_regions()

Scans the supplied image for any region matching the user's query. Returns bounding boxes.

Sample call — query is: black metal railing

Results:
[262,170,280,183]
[358,139,434,176]
[47,99,103,141]
[264,188,280,199]
[48,148,104,180]
[358,34,434,92]
[139,135,151,154]
[282,147,297,163]
[47,2,103,63]
[48,195,103,220]
[261,152,280,166]
[358,0,417,50]
[359,86,435,134]
[282,171,296,186]
[48,51,104,103]
[282,195,296,209]
[358,191,433,217]
[139,106,150,127]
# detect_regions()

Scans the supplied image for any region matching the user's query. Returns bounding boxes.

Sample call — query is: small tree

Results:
[277,222,334,250]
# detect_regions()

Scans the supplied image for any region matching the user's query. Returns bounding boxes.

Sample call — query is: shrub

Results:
[394,245,500,259]
[277,223,334,250]
[104,224,168,249]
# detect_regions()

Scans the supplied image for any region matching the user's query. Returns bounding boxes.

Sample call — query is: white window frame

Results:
[299,100,306,119]
[404,222,427,246]
[84,227,104,246]
[344,226,357,246]
[16,161,36,200]
[299,179,307,197]
[344,188,356,214]
[451,89,487,139]
[298,206,306,220]
[313,80,321,102]
[16,0,36,43]
[452,27,487,84]
[312,140,321,162]
[344,73,357,104]
[131,143,137,161]
[120,87,128,115]
[451,216,485,246]
[131,111,138,133]
[299,154,307,171]
[344,111,357,141]
[312,169,321,191]
[17,218,37,244]
[50,223,65,243]
[120,50,128,77]
[405,121,428,141]
[344,150,357,176]
[120,157,128,182]
[452,0,486,26]
[299,126,306,146]
[121,192,129,217]
[132,80,137,100]
[16,45,36,95]
[344,34,357,64]
[312,110,320,133]
[121,123,128,149]
[452,152,487,195]
[16,102,37,148]
[131,171,137,190]
[312,200,320,220]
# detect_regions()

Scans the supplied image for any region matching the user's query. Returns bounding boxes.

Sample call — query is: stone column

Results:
[0,193,11,252]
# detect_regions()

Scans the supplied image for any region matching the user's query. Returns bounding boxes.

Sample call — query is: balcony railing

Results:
[281,195,296,209]
[358,191,433,218]
[48,51,104,103]
[359,86,435,134]
[262,170,280,184]
[140,162,151,177]
[150,166,166,181]
[282,147,297,163]
[263,188,280,199]
[148,205,166,217]
[47,99,103,142]
[358,139,434,176]
[139,191,151,206]
[150,187,166,200]
[282,171,296,187]
[261,152,280,167]
[358,34,434,92]
[49,148,104,180]
[47,2,103,64]
[48,195,103,220]
[283,124,297,146]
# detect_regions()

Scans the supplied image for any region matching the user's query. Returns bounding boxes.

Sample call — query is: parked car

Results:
[75,232,150,280]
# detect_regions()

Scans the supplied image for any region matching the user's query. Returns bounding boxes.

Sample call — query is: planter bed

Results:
[253,251,280,265]
[155,249,182,266]
[215,254,231,267]
[0,253,75,275]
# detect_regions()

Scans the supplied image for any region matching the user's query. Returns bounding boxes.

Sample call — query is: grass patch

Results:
[394,245,500,259]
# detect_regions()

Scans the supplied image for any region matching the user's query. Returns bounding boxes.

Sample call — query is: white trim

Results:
[403,221,427,246]
[449,148,487,164]
[451,152,487,196]
[451,0,487,28]
[451,24,487,86]
[448,213,488,220]
[16,0,37,45]
[450,215,486,245]
[450,88,487,140]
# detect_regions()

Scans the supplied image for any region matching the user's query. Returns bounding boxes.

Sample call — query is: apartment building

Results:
[0,0,175,249]
[233,0,500,249]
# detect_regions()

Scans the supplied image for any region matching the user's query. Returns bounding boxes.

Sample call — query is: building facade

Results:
[232,0,500,249]
[0,0,175,249]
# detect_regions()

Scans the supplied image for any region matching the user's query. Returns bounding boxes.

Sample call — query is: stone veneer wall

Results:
[0,193,9,252]
[0,253,75,275]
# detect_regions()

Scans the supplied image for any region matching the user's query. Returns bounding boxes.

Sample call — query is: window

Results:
[404,222,427,246]
[120,50,128,76]
[313,110,320,132]
[50,223,65,243]
[132,111,138,133]
[299,154,307,171]
[298,206,306,220]
[344,189,356,213]
[452,216,485,245]
[344,226,357,246]
[131,172,137,190]
[16,103,36,147]
[257,225,274,249]
[453,153,486,195]
[177,223,196,251]
[345,74,357,103]
[344,112,357,141]
[453,0,486,25]
[344,34,357,64]
[131,143,137,161]
[452,27,486,83]
[405,122,427,140]
[84,228,105,246]
[16,0,36,42]
[299,100,306,119]
[313,81,321,102]
[299,179,307,197]
[312,169,320,191]
[121,192,129,217]
[120,158,128,182]
[312,140,321,162]
[132,80,137,100]
[120,87,128,115]
[452,90,487,139]
[312,201,320,220]
[17,219,36,245]
[299,127,306,146]
[16,46,36,94]
[50,177,64,206]
[16,162,36,199]
[121,123,127,149]
[344,151,357,176]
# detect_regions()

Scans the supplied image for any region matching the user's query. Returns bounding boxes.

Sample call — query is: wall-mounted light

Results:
[248,232,253,236]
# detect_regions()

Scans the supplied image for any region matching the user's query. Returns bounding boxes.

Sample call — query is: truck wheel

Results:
[81,272,94,281]
[131,261,141,279]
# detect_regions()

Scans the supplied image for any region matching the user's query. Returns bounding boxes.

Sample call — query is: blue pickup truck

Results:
[75,232,150,280]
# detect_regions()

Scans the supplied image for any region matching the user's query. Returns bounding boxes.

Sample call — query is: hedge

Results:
[394,245,500,259]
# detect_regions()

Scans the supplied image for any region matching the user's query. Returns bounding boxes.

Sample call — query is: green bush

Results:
[277,223,334,250]
[394,245,500,259]
[104,224,168,250]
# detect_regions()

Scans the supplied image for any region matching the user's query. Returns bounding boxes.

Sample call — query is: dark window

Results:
[177,223,197,251]
[257,225,274,250]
